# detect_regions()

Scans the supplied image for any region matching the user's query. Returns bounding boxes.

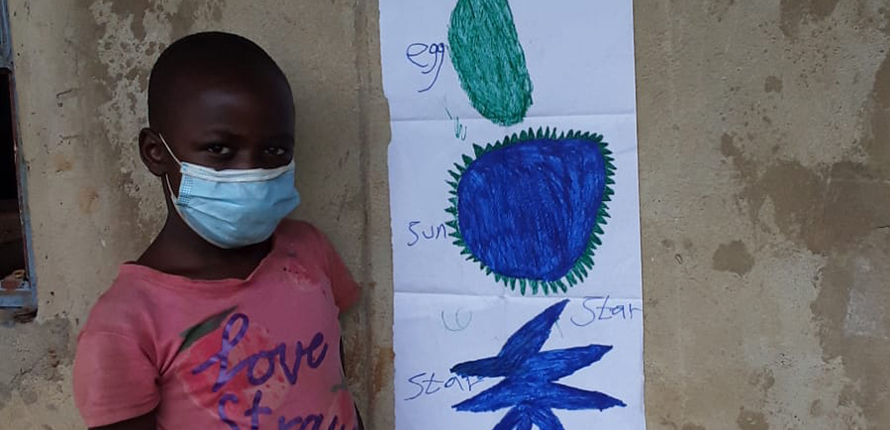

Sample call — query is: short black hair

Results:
[147,31,290,130]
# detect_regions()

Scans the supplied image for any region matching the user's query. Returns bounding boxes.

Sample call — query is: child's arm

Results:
[74,328,160,429]
[316,223,363,430]
[89,411,156,430]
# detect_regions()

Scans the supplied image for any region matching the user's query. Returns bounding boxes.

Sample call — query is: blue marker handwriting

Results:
[406,42,447,92]
[407,220,449,247]
[404,371,486,401]
[569,295,643,327]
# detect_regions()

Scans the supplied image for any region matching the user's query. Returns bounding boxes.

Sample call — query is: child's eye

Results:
[265,146,287,156]
[207,144,232,155]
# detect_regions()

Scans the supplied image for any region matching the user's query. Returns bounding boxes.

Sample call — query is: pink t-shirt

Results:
[73,220,361,430]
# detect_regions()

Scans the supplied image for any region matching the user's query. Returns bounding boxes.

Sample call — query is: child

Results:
[73,32,363,430]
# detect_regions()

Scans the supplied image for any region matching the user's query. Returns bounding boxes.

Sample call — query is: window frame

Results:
[0,0,37,309]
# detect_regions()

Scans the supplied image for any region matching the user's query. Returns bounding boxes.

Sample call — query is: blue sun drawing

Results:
[445,127,615,295]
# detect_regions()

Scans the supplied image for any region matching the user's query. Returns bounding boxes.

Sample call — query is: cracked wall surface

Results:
[637,1,889,429]
[1,1,888,430]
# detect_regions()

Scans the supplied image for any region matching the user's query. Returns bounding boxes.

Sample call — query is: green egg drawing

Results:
[448,0,533,126]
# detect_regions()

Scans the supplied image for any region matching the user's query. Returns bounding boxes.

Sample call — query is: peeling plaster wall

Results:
[0,1,888,430]
[637,1,890,429]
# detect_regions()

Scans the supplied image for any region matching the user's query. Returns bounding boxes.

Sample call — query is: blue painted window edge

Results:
[0,0,37,310]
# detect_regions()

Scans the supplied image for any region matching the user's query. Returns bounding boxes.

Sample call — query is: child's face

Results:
[147,73,295,184]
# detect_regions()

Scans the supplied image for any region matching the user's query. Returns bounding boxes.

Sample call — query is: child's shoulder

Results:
[79,220,333,336]
[277,218,319,237]
[276,218,332,249]
[77,267,158,341]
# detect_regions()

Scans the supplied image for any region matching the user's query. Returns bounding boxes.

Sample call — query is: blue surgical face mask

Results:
[160,134,301,249]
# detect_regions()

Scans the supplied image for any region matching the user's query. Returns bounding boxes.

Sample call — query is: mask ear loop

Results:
[158,133,183,165]
[158,133,183,200]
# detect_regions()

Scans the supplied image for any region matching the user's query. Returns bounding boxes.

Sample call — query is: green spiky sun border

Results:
[445,127,616,295]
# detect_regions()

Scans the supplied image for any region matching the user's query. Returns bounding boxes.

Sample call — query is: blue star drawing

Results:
[450,299,625,430]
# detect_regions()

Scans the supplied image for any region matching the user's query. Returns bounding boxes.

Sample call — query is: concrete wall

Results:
[0,1,887,430]
[637,1,889,429]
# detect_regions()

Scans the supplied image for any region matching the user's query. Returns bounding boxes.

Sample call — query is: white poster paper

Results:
[381,0,644,428]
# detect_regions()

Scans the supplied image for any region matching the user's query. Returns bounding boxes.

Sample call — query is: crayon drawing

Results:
[450,300,625,430]
[445,128,615,294]
[448,0,533,126]
[382,0,643,427]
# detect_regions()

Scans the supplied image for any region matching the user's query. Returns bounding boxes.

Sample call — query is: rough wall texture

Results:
[0,0,887,430]
[636,1,889,429]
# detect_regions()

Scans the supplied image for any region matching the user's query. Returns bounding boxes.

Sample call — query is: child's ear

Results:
[139,128,171,177]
